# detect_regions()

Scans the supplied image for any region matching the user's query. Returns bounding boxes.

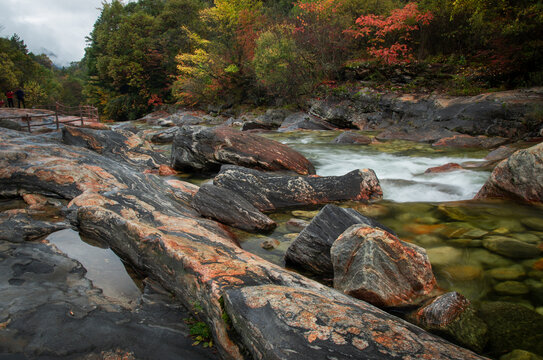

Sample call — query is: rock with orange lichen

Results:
[62,126,168,171]
[213,166,382,212]
[408,292,488,353]
[475,142,543,203]
[192,184,276,232]
[285,205,394,276]
[223,285,488,360]
[171,125,315,175]
[331,225,438,308]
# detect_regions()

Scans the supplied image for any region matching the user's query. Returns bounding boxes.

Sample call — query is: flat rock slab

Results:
[0,211,68,242]
[214,166,383,212]
[285,204,393,276]
[278,112,336,132]
[63,126,168,171]
[432,134,509,149]
[331,225,438,307]
[171,125,315,175]
[223,285,488,360]
[475,142,543,203]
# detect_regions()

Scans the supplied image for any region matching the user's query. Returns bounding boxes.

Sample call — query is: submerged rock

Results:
[483,236,541,259]
[376,128,459,143]
[409,292,488,352]
[213,166,382,212]
[171,125,315,175]
[425,163,463,174]
[475,143,543,203]
[477,302,543,357]
[331,225,438,307]
[285,204,393,276]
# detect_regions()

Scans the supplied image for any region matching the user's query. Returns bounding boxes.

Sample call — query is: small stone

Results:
[488,265,526,281]
[494,281,530,295]
[291,210,319,219]
[511,233,541,244]
[282,233,298,241]
[521,218,543,232]
[427,246,464,268]
[158,164,177,176]
[470,249,515,268]
[285,218,309,232]
[533,258,543,271]
[442,264,483,281]
[493,227,512,235]
[415,234,442,247]
[483,236,541,259]
[537,307,543,316]
[437,205,477,221]
[261,239,280,250]
[500,349,543,360]
[525,278,543,304]
[448,239,483,248]
[463,228,489,239]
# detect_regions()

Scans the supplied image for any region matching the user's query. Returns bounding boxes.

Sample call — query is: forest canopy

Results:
[4,0,543,121]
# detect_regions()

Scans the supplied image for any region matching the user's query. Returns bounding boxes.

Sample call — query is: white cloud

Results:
[0,0,106,66]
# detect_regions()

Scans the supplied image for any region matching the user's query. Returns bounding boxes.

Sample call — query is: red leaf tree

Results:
[346,2,433,64]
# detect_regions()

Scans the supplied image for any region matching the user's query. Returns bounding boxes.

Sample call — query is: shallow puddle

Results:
[46,229,142,307]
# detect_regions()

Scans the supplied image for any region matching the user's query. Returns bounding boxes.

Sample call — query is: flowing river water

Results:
[233,130,543,315]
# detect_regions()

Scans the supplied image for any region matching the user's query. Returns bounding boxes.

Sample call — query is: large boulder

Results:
[278,112,336,132]
[475,142,543,202]
[192,184,276,232]
[330,225,438,307]
[171,126,315,175]
[223,285,487,360]
[213,166,383,212]
[285,204,393,276]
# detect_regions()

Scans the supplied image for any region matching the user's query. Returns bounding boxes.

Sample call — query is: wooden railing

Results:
[1,102,99,133]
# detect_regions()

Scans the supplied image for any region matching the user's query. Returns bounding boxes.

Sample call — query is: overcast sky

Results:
[0,0,108,67]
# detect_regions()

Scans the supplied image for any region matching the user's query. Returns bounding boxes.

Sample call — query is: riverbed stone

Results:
[0,211,68,242]
[488,265,526,281]
[409,292,488,352]
[525,278,543,304]
[278,112,336,132]
[432,134,509,149]
[213,165,383,212]
[285,218,309,232]
[475,142,543,203]
[442,264,484,281]
[171,125,315,175]
[330,225,438,307]
[448,238,483,248]
[427,246,464,268]
[483,236,541,259]
[500,349,543,360]
[494,281,530,295]
[485,145,517,162]
[521,218,543,232]
[425,163,463,174]
[285,204,394,276]
[477,301,543,357]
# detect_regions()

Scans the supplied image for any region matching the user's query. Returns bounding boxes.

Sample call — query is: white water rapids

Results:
[272,132,491,203]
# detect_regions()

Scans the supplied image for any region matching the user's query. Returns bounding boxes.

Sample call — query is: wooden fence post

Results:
[25,115,31,133]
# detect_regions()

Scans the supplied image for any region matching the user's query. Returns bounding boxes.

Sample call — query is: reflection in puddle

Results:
[47,229,142,306]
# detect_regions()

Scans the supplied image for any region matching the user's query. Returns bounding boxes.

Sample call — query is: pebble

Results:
[483,236,541,259]
[521,218,543,232]
[447,238,483,248]
[469,249,514,268]
[488,265,526,281]
[427,246,463,267]
[441,264,483,281]
[494,281,530,295]
[511,233,541,244]
[291,210,319,219]
[261,239,280,250]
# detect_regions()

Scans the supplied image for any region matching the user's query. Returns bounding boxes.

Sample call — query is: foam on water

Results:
[274,132,491,203]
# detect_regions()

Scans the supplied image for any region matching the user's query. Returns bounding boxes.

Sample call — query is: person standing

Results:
[15,88,25,108]
[5,90,14,107]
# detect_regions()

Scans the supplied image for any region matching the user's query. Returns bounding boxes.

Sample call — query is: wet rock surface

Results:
[409,292,488,352]
[223,285,487,360]
[376,128,459,143]
[332,131,372,144]
[214,165,383,212]
[475,142,543,203]
[278,112,336,132]
[285,204,394,276]
[0,211,68,242]
[432,135,509,149]
[0,240,218,360]
[425,162,463,174]
[0,128,489,359]
[171,125,315,175]
[330,225,438,307]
